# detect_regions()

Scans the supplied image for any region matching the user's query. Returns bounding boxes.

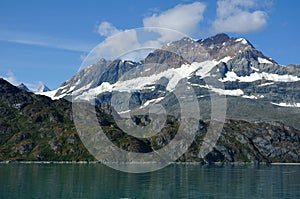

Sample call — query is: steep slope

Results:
[0,78,94,161]
[17,83,31,92]
[40,58,110,100]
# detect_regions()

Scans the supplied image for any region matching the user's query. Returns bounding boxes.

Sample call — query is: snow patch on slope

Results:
[211,87,244,96]
[236,38,248,45]
[37,84,70,100]
[140,97,165,109]
[271,102,300,108]
[219,56,232,63]
[251,66,260,72]
[191,84,244,96]
[194,60,218,77]
[36,89,64,100]
[220,71,300,82]
[242,95,264,99]
[258,82,274,87]
[77,60,219,101]
[258,57,272,64]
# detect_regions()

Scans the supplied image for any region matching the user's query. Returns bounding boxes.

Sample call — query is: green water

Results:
[0,163,300,198]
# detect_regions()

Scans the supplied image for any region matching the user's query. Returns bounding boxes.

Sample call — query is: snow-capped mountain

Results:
[16,82,51,93]
[36,83,51,92]
[38,33,300,127]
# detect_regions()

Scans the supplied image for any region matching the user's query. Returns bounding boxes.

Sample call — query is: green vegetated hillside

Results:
[0,79,94,161]
[0,78,299,163]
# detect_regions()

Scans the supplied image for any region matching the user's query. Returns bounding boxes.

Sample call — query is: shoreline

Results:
[1,161,300,166]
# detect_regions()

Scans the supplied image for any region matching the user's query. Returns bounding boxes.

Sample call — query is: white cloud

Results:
[143,2,206,41]
[97,21,121,37]
[88,2,206,64]
[3,71,19,86]
[212,0,269,33]
[83,28,166,65]
[86,29,140,63]
[0,30,93,52]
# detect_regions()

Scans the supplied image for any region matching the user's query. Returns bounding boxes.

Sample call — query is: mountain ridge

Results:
[40,33,295,101]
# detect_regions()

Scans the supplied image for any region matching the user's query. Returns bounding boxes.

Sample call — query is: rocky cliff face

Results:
[182,120,300,163]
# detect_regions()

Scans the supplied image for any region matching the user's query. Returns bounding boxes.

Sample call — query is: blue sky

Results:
[0,0,299,90]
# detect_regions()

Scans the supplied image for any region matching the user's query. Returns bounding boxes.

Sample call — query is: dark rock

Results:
[205,148,225,162]
[0,123,12,135]
[16,133,31,142]
[67,137,75,144]
[48,141,62,153]
[36,154,45,160]
[201,33,230,46]
[98,60,138,84]
[18,143,34,155]
[17,83,30,92]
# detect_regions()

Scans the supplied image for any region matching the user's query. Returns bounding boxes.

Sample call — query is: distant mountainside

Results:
[1,33,300,163]
[36,83,51,92]
[15,82,51,93]
[41,33,300,129]
[45,33,300,104]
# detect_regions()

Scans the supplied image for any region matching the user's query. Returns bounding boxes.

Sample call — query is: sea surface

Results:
[0,163,300,198]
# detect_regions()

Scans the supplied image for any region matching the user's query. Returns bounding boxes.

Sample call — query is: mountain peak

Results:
[36,83,51,92]
[200,33,230,46]
[17,83,30,92]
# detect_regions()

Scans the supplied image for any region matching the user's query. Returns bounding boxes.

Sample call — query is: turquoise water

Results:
[0,163,300,198]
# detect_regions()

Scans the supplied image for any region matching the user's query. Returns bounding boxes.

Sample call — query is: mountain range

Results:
[1,33,300,163]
